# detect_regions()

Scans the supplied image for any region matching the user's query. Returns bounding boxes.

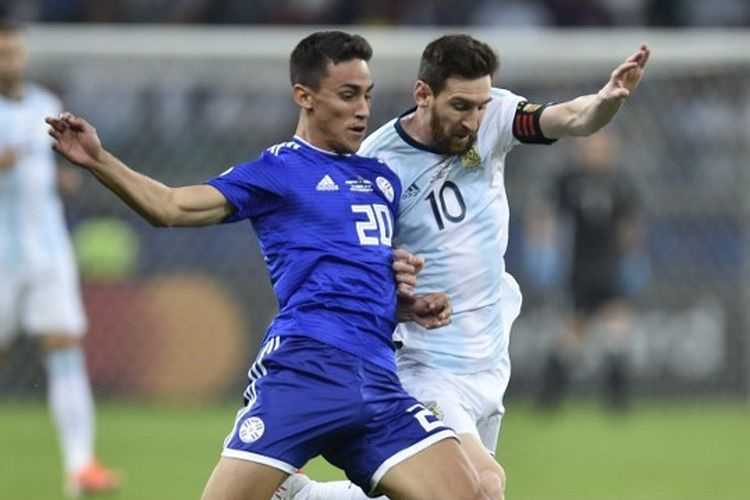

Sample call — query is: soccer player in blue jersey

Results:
[46,31,497,500]
[280,34,650,500]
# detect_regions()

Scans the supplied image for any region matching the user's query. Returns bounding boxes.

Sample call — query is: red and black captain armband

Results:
[512,101,557,144]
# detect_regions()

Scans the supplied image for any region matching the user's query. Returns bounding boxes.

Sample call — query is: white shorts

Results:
[396,354,511,455]
[0,266,87,346]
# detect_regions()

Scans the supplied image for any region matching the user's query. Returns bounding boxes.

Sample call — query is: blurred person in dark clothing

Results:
[538,131,646,411]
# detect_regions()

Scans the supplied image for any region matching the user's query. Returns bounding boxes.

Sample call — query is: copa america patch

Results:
[376,176,394,202]
[238,417,265,443]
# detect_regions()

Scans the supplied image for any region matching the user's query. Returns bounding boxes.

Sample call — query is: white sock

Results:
[299,479,385,500]
[45,347,95,474]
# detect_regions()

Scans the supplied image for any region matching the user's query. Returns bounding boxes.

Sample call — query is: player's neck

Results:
[400,110,434,148]
[295,119,349,155]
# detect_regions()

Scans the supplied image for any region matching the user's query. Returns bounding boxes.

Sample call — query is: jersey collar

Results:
[293,135,353,157]
[394,107,444,155]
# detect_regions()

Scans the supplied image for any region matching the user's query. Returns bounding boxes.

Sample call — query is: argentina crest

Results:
[460,143,481,168]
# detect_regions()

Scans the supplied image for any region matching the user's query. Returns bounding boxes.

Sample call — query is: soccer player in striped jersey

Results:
[279,34,649,499]
[0,20,120,498]
[47,31,499,500]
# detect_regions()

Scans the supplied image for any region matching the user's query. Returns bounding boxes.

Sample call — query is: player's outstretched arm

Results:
[46,112,234,227]
[540,44,650,138]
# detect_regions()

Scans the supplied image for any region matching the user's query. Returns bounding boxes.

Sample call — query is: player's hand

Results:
[599,44,650,102]
[397,292,452,329]
[45,112,105,169]
[392,248,425,300]
[0,148,16,171]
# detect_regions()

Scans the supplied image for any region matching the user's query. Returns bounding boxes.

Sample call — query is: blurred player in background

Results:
[47,30,502,500]
[279,34,649,499]
[537,131,645,411]
[0,20,120,498]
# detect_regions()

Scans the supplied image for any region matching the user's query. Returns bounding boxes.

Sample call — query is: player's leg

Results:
[202,457,288,500]
[377,437,487,500]
[325,359,489,500]
[223,336,387,500]
[596,298,633,410]
[396,358,509,499]
[24,268,119,497]
[0,270,21,366]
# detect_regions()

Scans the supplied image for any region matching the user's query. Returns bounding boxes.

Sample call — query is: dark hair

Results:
[418,34,499,95]
[290,31,372,90]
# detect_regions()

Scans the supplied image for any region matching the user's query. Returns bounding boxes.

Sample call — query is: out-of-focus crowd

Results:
[1,0,749,27]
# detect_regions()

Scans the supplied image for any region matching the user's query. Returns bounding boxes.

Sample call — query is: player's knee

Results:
[478,466,506,500]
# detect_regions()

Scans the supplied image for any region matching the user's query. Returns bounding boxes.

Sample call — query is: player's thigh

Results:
[22,267,86,339]
[201,457,287,500]
[378,438,483,500]
[459,432,506,499]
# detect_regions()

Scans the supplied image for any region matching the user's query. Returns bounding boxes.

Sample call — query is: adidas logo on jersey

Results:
[402,182,421,200]
[316,174,339,191]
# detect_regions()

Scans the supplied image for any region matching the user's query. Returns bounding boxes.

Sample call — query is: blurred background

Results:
[1,0,749,499]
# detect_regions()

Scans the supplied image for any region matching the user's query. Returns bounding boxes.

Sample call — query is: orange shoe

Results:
[65,460,121,498]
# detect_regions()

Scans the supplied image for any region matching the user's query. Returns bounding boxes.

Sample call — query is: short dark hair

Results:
[418,34,499,95]
[289,31,372,90]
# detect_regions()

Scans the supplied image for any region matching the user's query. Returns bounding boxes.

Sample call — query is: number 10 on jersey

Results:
[351,204,393,246]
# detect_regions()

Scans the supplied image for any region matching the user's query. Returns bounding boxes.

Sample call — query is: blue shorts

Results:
[222,335,456,494]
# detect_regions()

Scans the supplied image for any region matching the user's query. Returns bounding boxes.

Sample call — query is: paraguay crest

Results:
[238,417,265,443]
[460,143,481,168]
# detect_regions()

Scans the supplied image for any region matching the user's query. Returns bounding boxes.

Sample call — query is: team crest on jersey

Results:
[346,177,373,193]
[460,144,481,168]
[238,417,265,443]
[376,176,394,202]
[423,401,445,421]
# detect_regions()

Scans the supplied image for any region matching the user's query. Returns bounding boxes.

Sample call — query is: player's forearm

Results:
[545,93,625,137]
[87,151,182,227]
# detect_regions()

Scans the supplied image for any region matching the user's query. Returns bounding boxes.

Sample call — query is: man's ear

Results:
[414,80,433,109]
[292,83,314,110]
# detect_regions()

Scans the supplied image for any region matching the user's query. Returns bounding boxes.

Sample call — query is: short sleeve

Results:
[206,151,286,223]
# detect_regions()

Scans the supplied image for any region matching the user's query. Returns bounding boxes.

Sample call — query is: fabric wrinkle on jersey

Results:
[359,88,537,374]
[207,136,402,371]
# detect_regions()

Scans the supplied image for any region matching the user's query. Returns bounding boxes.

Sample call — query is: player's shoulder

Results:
[489,87,525,109]
[359,117,401,157]
[24,83,62,110]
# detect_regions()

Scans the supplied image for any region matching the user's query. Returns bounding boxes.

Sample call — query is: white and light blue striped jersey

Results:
[0,84,76,275]
[359,88,527,374]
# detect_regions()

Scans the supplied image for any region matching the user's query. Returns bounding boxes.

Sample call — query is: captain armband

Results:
[512,101,557,145]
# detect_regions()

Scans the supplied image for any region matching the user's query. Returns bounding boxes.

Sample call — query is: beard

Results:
[430,111,477,156]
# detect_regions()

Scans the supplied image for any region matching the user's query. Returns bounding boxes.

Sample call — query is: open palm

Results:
[600,44,650,101]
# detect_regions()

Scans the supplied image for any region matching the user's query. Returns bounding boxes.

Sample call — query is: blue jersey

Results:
[207,137,402,372]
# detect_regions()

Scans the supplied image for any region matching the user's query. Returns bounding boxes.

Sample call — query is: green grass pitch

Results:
[1,400,747,499]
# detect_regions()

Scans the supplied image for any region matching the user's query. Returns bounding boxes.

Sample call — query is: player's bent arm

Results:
[540,44,650,139]
[539,93,624,139]
[87,151,234,227]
